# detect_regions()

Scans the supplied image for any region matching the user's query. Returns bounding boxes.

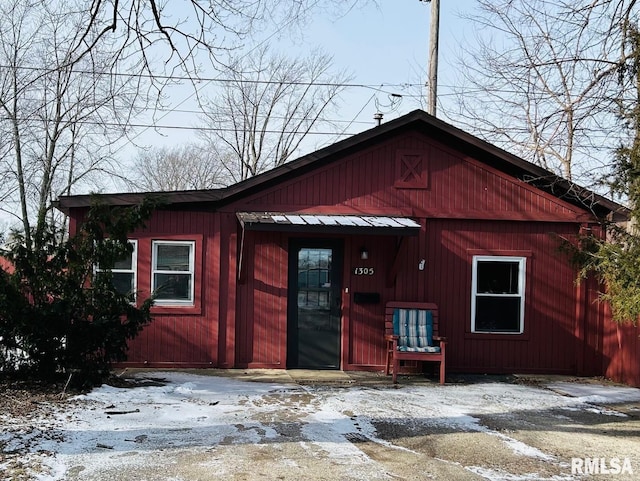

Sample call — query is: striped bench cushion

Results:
[393,308,441,353]
[397,346,441,353]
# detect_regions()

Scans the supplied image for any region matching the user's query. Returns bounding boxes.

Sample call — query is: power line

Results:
[138,108,376,125]
[0,63,419,94]
[0,116,359,136]
[332,93,377,144]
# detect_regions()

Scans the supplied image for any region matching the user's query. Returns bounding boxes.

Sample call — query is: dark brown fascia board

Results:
[217,113,415,202]
[412,112,629,222]
[55,113,410,212]
[56,110,628,221]
[218,110,628,221]
[56,189,224,213]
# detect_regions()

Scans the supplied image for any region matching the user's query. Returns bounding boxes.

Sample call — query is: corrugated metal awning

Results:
[236,212,421,236]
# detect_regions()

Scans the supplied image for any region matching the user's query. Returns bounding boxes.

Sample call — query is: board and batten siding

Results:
[421,219,581,374]
[123,209,220,367]
[224,129,595,374]
[228,219,586,374]
[235,230,288,368]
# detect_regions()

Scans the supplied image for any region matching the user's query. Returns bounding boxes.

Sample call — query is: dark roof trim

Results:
[237,212,421,236]
[220,111,626,221]
[56,190,223,213]
[57,110,628,222]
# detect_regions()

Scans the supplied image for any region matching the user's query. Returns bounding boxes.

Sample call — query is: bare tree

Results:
[447,0,637,186]
[128,144,229,191]
[48,1,377,159]
[0,1,148,250]
[199,46,352,182]
[0,0,379,257]
[61,0,373,85]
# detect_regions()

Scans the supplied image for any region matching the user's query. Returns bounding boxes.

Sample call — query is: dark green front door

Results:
[287,239,343,369]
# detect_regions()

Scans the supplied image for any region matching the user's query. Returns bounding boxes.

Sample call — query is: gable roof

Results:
[57,110,628,222]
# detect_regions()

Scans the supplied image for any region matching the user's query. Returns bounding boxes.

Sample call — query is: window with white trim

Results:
[471,256,526,334]
[96,240,137,301]
[152,240,195,305]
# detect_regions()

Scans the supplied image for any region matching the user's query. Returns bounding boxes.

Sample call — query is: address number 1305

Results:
[353,267,375,276]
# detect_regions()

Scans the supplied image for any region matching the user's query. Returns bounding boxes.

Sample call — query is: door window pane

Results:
[298,248,331,289]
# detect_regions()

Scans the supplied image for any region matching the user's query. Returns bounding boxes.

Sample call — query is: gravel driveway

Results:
[2,370,640,480]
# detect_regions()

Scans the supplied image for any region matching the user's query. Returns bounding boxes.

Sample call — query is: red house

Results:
[58,110,640,386]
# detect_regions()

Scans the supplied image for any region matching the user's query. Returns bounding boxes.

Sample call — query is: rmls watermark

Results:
[571,457,634,476]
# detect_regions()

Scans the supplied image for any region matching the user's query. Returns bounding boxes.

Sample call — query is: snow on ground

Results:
[547,381,640,404]
[3,372,640,480]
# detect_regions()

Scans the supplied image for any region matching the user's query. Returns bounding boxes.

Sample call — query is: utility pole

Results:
[421,0,440,116]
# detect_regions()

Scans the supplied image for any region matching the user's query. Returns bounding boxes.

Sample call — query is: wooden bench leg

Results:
[439,360,445,384]
[392,358,399,384]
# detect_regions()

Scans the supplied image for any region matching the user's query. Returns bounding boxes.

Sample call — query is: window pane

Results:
[113,251,133,270]
[477,261,519,294]
[298,248,331,288]
[298,270,308,288]
[112,272,134,296]
[309,249,319,269]
[156,244,190,271]
[320,269,329,286]
[475,297,521,332]
[154,273,192,300]
[319,291,329,308]
[113,273,135,302]
[319,250,329,269]
[308,269,320,288]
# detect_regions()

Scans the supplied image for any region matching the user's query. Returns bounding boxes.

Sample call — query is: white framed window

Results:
[152,240,195,305]
[471,256,526,334]
[96,240,138,301]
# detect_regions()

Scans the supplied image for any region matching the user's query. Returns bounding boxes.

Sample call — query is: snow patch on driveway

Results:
[3,372,639,480]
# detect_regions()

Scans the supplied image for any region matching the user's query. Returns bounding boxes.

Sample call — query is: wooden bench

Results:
[384,301,447,384]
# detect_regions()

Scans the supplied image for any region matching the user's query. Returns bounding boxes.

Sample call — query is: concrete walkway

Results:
[117,367,392,386]
[117,367,629,390]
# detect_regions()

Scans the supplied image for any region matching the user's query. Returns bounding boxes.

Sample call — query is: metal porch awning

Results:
[236,212,421,236]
